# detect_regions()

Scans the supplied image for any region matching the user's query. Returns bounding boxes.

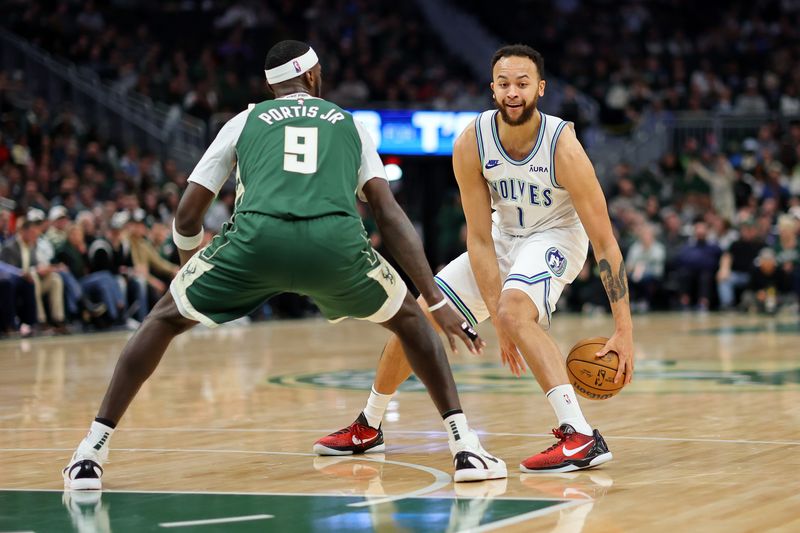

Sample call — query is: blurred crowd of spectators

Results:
[3,0,482,128]
[553,121,800,315]
[3,58,800,338]
[3,0,800,337]
[5,1,799,134]
[0,68,240,337]
[463,0,800,130]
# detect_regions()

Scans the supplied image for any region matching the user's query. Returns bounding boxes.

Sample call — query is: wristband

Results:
[172,219,204,250]
[428,298,449,312]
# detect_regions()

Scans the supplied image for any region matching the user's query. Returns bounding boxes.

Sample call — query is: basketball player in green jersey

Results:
[63,40,507,489]
[315,44,634,473]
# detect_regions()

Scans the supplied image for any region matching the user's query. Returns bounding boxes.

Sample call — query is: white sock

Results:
[443,411,471,451]
[76,420,115,463]
[546,385,593,436]
[363,386,393,428]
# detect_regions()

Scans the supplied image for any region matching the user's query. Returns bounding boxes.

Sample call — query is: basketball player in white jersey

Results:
[314,44,634,473]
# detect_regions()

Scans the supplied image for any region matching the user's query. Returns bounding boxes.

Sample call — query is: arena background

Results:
[2,0,798,327]
[1,2,800,532]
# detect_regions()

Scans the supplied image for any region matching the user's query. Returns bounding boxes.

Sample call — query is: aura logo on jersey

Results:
[546,247,567,277]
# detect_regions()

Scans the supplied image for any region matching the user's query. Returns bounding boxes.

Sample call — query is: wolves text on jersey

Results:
[488,177,553,207]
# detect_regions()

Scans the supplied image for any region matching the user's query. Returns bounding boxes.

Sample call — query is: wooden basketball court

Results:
[2,312,799,531]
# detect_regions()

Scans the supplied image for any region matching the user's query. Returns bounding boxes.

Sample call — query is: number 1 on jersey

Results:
[284,126,318,174]
[517,207,525,227]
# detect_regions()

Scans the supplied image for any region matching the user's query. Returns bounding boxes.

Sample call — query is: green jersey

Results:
[173,94,405,327]
[187,93,386,220]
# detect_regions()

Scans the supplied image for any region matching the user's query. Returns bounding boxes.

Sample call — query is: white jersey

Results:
[474,110,583,236]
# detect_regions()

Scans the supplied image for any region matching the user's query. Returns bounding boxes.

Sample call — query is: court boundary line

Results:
[474,500,586,532]
[3,428,799,446]
[0,448,451,508]
[0,487,569,503]
[159,514,274,528]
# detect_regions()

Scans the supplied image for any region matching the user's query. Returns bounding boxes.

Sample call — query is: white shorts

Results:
[434,224,589,329]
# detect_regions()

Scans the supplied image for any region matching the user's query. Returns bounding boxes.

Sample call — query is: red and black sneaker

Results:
[519,424,612,473]
[313,412,385,456]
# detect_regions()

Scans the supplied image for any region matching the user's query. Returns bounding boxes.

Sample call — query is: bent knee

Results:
[146,293,196,333]
[496,290,540,333]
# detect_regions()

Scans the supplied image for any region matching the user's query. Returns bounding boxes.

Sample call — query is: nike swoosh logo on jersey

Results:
[562,440,594,457]
[352,434,378,446]
[484,159,502,169]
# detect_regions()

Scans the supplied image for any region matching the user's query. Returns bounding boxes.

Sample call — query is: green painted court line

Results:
[267,362,800,395]
[1,491,565,533]
[689,322,800,335]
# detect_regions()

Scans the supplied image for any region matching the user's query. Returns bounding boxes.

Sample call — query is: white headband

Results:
[264,47,319,84]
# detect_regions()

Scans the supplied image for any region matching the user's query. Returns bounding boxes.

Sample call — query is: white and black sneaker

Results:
[450,430,507,483]
[63,454,103,490]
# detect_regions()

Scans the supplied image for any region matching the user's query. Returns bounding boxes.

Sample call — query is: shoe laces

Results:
[352,423,370,438]
[542,428,568,453]
[330,421,375,440]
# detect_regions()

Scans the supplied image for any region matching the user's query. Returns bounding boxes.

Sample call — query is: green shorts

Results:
[170,212,407,327]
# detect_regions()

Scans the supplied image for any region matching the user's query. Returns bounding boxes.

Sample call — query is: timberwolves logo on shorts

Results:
[545,247,567,277]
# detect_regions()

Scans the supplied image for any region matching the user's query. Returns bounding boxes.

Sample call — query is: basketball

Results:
[566,337,625,400]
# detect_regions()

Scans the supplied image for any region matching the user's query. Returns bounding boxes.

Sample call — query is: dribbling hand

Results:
[595,330,634,385]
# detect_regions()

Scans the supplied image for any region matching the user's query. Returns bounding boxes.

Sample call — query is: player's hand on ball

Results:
[430,305,485,355]
[596,330,634,385]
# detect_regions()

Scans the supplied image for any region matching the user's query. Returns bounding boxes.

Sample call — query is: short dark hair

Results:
[491,44,545,78]
[265,40,312,70]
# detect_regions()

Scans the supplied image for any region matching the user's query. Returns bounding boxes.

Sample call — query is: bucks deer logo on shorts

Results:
[181,261,197,281]
[545,247,567,277]
[380,264,396,285]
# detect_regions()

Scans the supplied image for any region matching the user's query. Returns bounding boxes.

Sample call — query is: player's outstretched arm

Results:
[555,125,634,384]
[174,109,247,264]
[453,124,525,376]
[362,178,483,354]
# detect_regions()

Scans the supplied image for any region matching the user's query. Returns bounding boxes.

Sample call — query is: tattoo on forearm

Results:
[598,259,629,303]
